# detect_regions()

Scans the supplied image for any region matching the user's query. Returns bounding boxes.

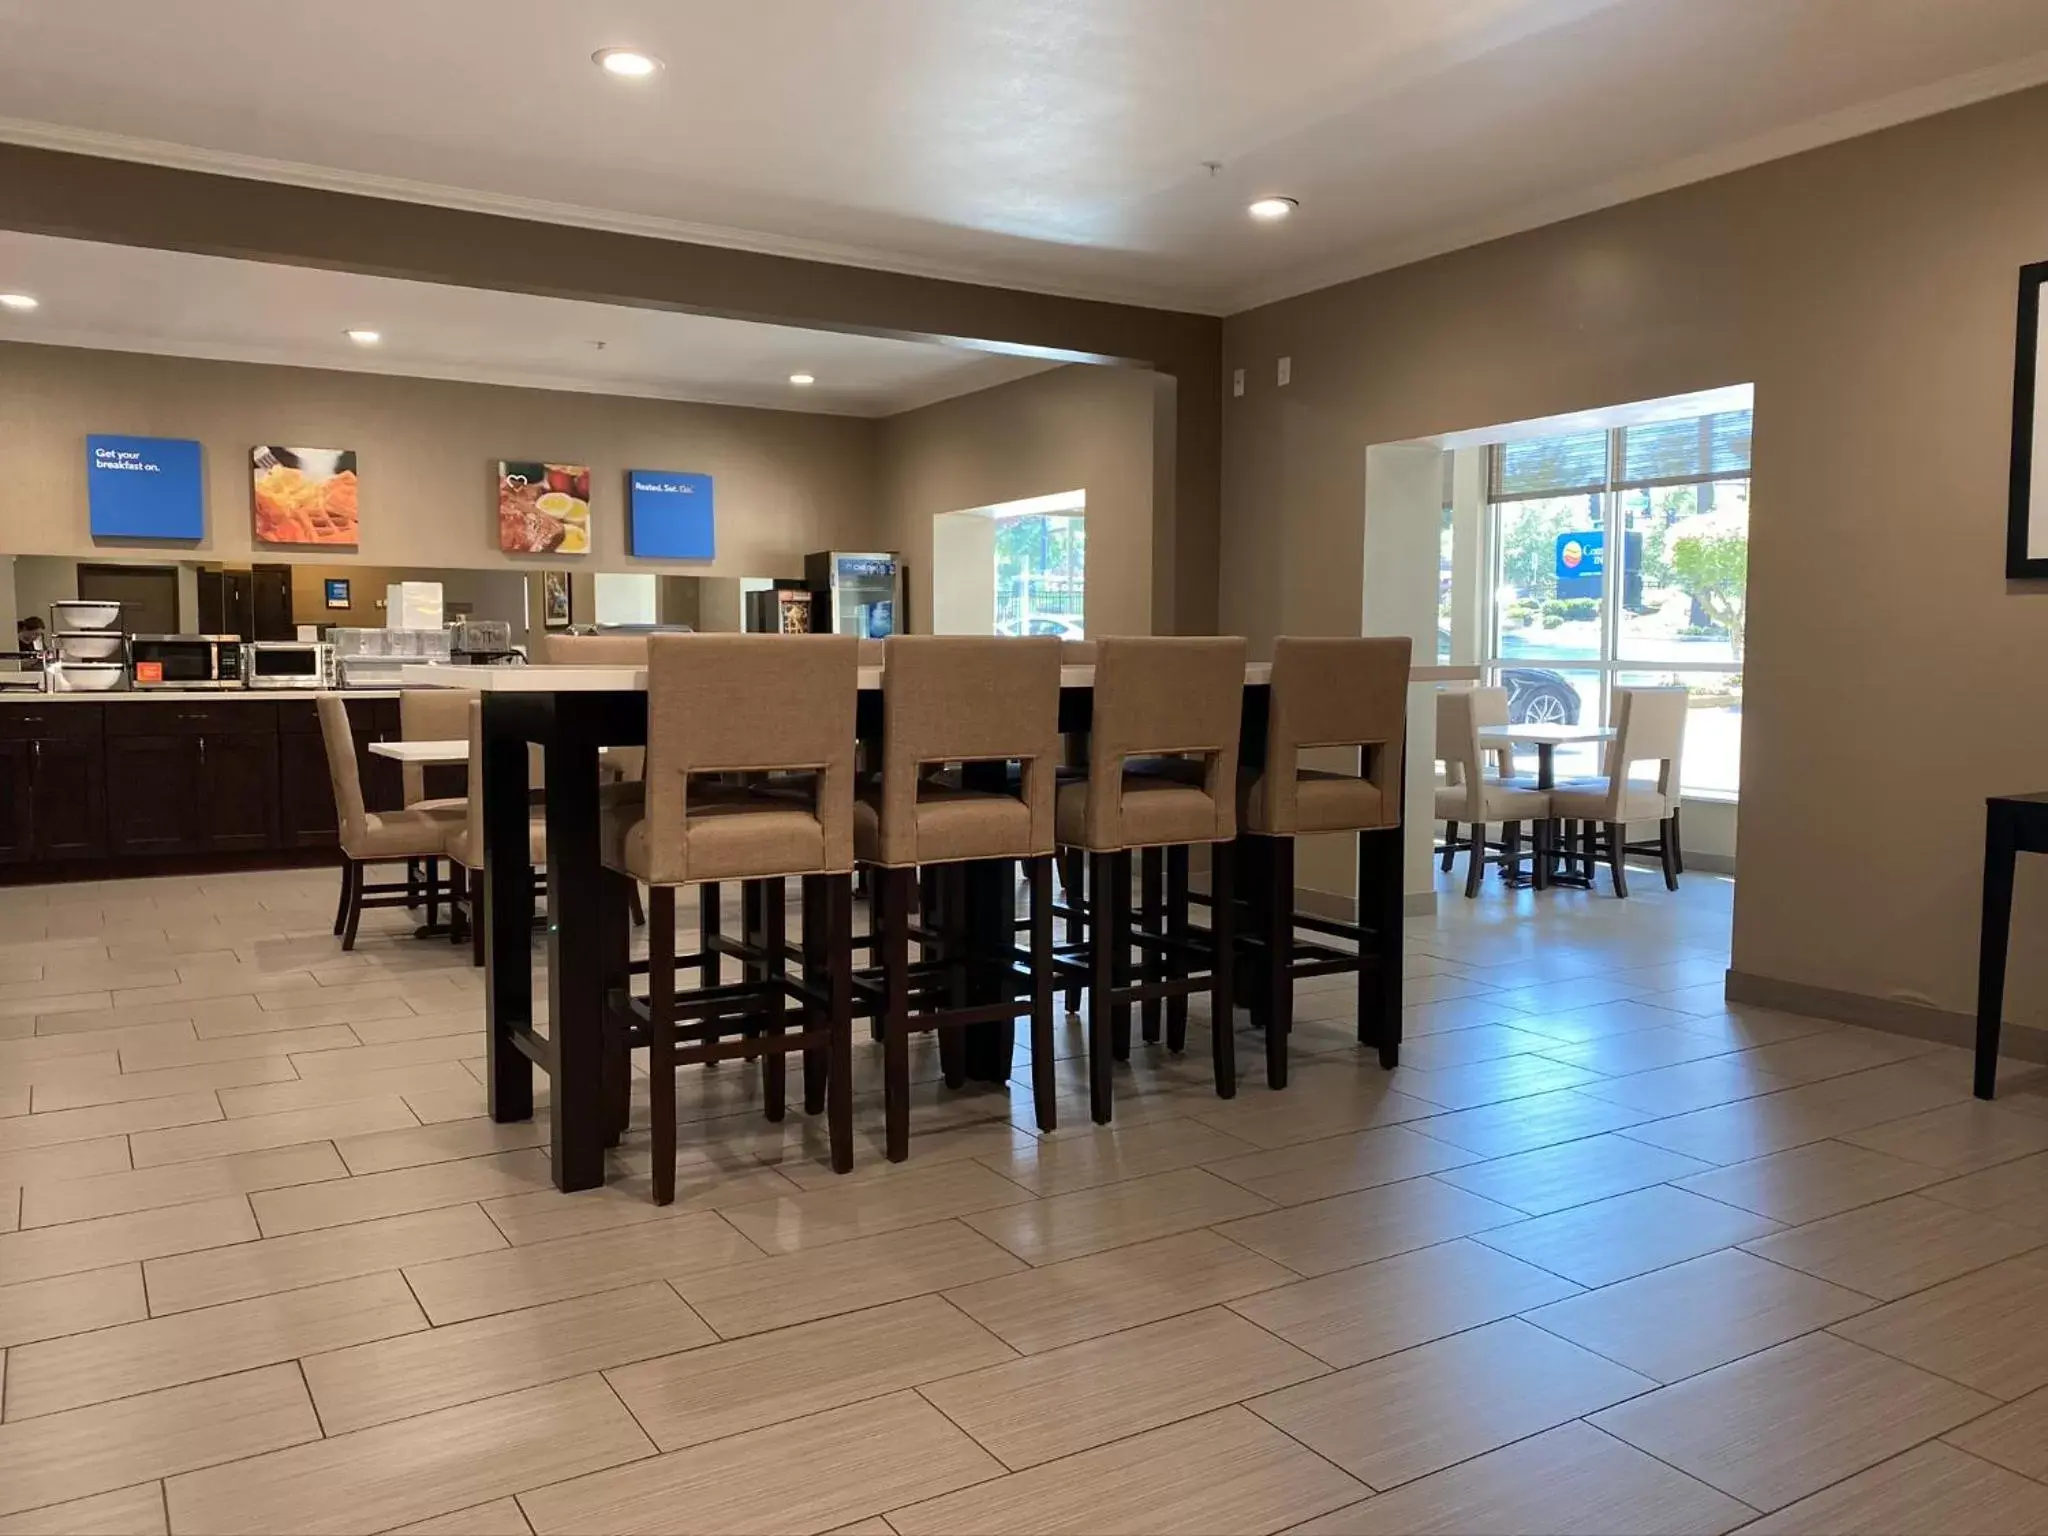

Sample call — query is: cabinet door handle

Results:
[29,738,39,786]
[198,737,207,769]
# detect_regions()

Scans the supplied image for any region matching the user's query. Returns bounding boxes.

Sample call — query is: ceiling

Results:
[0,232,1059,415]
[3,0,2048,313]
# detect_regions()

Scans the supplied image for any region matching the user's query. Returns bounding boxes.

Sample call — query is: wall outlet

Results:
[1277,356,1292,387]
[1231,368,1245,398]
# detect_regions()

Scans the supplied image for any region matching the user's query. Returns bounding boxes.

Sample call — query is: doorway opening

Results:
[931,490,1086,637]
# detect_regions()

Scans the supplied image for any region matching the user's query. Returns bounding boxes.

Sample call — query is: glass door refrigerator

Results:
[804,551,903,638]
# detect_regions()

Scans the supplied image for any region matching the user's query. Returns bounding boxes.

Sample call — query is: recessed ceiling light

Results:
[593,47,662,77]
[1247,196,1298,222]
[0,293,39,311]
[789,372,816,387]
[346,328,381,345]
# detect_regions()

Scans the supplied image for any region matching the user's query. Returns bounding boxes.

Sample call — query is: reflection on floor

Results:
[1,864,2047,1534]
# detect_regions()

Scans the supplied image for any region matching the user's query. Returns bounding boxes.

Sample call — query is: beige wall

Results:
[0,343,879,578]
[877,364,1164,637]
[1221,84,2048,1029]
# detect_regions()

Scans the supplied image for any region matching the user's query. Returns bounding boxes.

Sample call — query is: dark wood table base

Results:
[1976,792,2048,1099]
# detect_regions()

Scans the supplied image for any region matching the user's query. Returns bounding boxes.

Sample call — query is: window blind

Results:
[1617,410,1752,488]
[1488,430,1609,501]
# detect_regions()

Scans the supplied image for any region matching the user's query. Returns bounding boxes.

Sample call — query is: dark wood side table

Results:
[1976,792,2048,1098]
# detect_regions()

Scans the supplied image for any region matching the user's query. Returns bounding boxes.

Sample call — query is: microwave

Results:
[242,641,333,689]
[128,635,243,689]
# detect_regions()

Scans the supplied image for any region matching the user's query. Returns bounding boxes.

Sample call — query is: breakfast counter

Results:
[0,692,426,878]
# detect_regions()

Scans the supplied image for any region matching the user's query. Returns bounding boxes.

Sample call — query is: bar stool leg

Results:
[800,874,827,1116]
[826,872,855,1174]
[1063,853,1085,1017]
[599,868,633,1147]
[1210,839,1237,1099]
[1087,849,1117,1125]
[1110,849,1134,1062]
[698,883,721,987]
[1139,847,1163,1045]
[1360,827,1404,1068]
[939,865,968,1089]
[881,866,913,1162]
[648,885,677,1206]
[1165,845,1190,1052]
[761,877,788,1122]
[1264,835,1295,1090]
[1027,855,1057,1132]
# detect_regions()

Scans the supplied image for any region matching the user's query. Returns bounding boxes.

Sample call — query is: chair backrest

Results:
[399,687,476,806]
[1611,687,1688,802]
[1081,636,1246,848]
[463,697,485,861]
[316,694,368,846]
[1436,685,1507,786]
[641,633,859,882]
[873,636,1060,865]
[541,633,649,666]
[1434,688,1488,804]
[1261,636,1410,834]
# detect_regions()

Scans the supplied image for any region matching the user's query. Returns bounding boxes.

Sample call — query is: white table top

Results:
[368,739,468,763]
[1479,723,1617,746]
[401,661,1480,692]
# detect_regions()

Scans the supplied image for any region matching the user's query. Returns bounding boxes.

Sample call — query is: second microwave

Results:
[241,641,333,689]
[128,635,243,689]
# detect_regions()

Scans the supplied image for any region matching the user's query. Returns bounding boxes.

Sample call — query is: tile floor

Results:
[1,864,2047,1533]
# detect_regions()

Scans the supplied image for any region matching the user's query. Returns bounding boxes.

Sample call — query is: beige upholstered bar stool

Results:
[1237,636,1412,1081]
[1435,688,1552,898]
[598,633,861,1200]
[1548,686,1687,897]
[443,699,546,965]
[858,636,1062,1159]
[1058,635,1246,1123]
[316,696,465,949]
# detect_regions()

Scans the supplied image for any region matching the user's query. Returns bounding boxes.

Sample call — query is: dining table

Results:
[402,658,1472,1191]
[1476,721,1616,790]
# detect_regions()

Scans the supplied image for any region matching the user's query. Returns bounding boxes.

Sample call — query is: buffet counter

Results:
[0,692,436,880]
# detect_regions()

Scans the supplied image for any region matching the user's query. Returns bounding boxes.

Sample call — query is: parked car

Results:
[1437,630,1581,724]
[1503,668,1580,724]
[997,616,1085,640]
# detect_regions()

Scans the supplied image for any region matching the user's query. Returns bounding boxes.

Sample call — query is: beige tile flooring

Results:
[2,867,2048,1533]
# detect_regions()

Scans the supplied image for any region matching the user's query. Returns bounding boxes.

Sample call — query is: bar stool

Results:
[858,636,1062,1160]
[316,696,465,950]
[1057,636,1246,1123]
[598,633,860,1202]
[1237,636,1411,1082]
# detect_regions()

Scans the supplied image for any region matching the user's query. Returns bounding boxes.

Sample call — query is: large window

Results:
[994,513,1085,638]
[1486,408,1750,795]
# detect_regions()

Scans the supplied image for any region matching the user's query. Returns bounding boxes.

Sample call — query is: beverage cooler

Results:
[804,552,902,639]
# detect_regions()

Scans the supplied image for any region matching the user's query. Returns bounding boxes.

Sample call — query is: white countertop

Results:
[400,661,1477,692]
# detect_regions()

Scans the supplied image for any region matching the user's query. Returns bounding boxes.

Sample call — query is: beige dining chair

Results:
[1435,688,1551,897]
[1548,686,1687,897]
[316,695,465,949]
[1434,685,1513,872]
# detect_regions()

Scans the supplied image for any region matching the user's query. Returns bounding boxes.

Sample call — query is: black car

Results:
[1436,631,1581,724]
[1503,667,1580,725]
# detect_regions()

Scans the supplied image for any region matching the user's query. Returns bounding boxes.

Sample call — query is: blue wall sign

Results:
[626,470,715,560]
[86,434,205,541]
[1554,529,1604,582]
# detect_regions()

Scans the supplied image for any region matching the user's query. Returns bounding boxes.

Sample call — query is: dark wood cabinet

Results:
[0,707,108,863]
[31,736,107,861]
[0,741,32,864]
[277,705,340,847]
[201,731,280,852]
[105,734,203,856]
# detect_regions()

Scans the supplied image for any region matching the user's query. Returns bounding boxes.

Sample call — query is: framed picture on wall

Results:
[499,462,591,555]
[252,446,358,546]
[542,570,572,628]
[2008,261,2048,577]
[324,578,351,609]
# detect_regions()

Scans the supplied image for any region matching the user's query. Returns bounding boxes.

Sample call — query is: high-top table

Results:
[406,659,1471,1190]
